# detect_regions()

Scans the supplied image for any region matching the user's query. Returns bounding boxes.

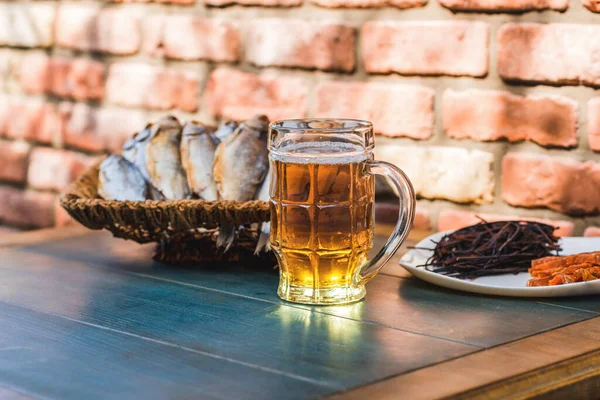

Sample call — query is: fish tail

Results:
[217,224,236,251]
[254,222,271,255]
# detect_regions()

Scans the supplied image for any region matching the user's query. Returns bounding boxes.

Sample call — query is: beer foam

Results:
[271,142,369,164]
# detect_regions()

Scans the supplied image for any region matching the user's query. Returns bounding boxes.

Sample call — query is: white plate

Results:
[399,232,600,297]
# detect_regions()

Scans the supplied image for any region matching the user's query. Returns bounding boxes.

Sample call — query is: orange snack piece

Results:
[527,253,600,287]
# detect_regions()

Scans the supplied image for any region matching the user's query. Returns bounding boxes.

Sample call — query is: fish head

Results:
[158,115,181,129]
[214,119,239,142]
[122,137,136,151]
[122,138,137,162]
[245,115,270,132]
[224,115,269,145]
[182,121,209,137]
[152,116,183,144]
[149,115,181,139]
[221,119,238,130]
[135,126,152,142]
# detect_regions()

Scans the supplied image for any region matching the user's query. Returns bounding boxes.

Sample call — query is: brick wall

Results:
[1,0,600,236]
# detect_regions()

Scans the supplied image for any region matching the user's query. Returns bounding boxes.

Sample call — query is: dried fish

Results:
[214,115,270,250]
[121,124,165,200]
[146,116,191,200]
[98,155,149,201]
[181,121,219,201]
[124,124,152,181]
[213,115,269,201]
[121,137,137,163]
[213,119,238,143]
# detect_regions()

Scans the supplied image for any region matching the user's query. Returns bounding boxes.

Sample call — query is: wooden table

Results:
[1,227,600,400]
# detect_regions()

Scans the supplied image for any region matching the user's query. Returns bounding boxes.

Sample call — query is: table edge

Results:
[326,316,600,400]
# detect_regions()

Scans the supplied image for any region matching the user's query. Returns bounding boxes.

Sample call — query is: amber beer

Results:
[269,119,415,305]
[270,142,375,304]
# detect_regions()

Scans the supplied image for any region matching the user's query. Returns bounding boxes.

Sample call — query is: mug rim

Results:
[269,118,373,133]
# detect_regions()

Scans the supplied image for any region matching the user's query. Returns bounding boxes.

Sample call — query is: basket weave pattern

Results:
[60,159,271,263]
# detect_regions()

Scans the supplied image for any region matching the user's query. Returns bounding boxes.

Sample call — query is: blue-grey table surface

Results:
[0,229,599,400]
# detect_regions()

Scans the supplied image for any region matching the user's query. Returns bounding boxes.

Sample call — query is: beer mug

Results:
[269,119,415,305]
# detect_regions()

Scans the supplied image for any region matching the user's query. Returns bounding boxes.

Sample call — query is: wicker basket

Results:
[60,158,274,264]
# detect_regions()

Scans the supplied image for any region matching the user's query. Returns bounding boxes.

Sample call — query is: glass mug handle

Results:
[355,160,416,285]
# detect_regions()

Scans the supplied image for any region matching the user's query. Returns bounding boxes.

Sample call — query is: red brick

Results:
[27,148,94,192]
[588,98,600,151]
[0,186,54,228]
[204,68,308,121]
[0,97,36,141]
[584,226,600,237]
[147,16,240,62]
[18,52,49,94]
[5,99,45,141]
[502,153,600,216]
[0,3,55,48]
[110,0,194,3]
[207,0,300,5]
[106,63,199,112]
[0,51,9,92]
[498,23,600,87]
[375,203,431,231]
[376,145,494,204]
[39,102,70,145]
[438,210,574,237]
[362,21,489,77]
[0,141,29,184]
[439,0,567,11]
[65,103,147,153]
[51,58,105,101]
[0,97,12,139]
[313,0,425,8]
[0,96,7,134]
[56,5,140,55]
[0,96,10,138]
[443,89,578,148]
[315,81,434,139]
[583,0,600,12]
[19,53,105,101]
[0,97,63,144]
[143,15,165,56]
[245,20,355,72]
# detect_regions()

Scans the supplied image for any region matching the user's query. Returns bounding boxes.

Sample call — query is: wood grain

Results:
[539,297,600,314]
[0,386,39,400]
[457,348,600,400]
[0,302,330,400]
[5,227,600,399]
[311,275,596,347]
[24,232,597,347]
[0,247,474,392]
[329,317,600,400]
